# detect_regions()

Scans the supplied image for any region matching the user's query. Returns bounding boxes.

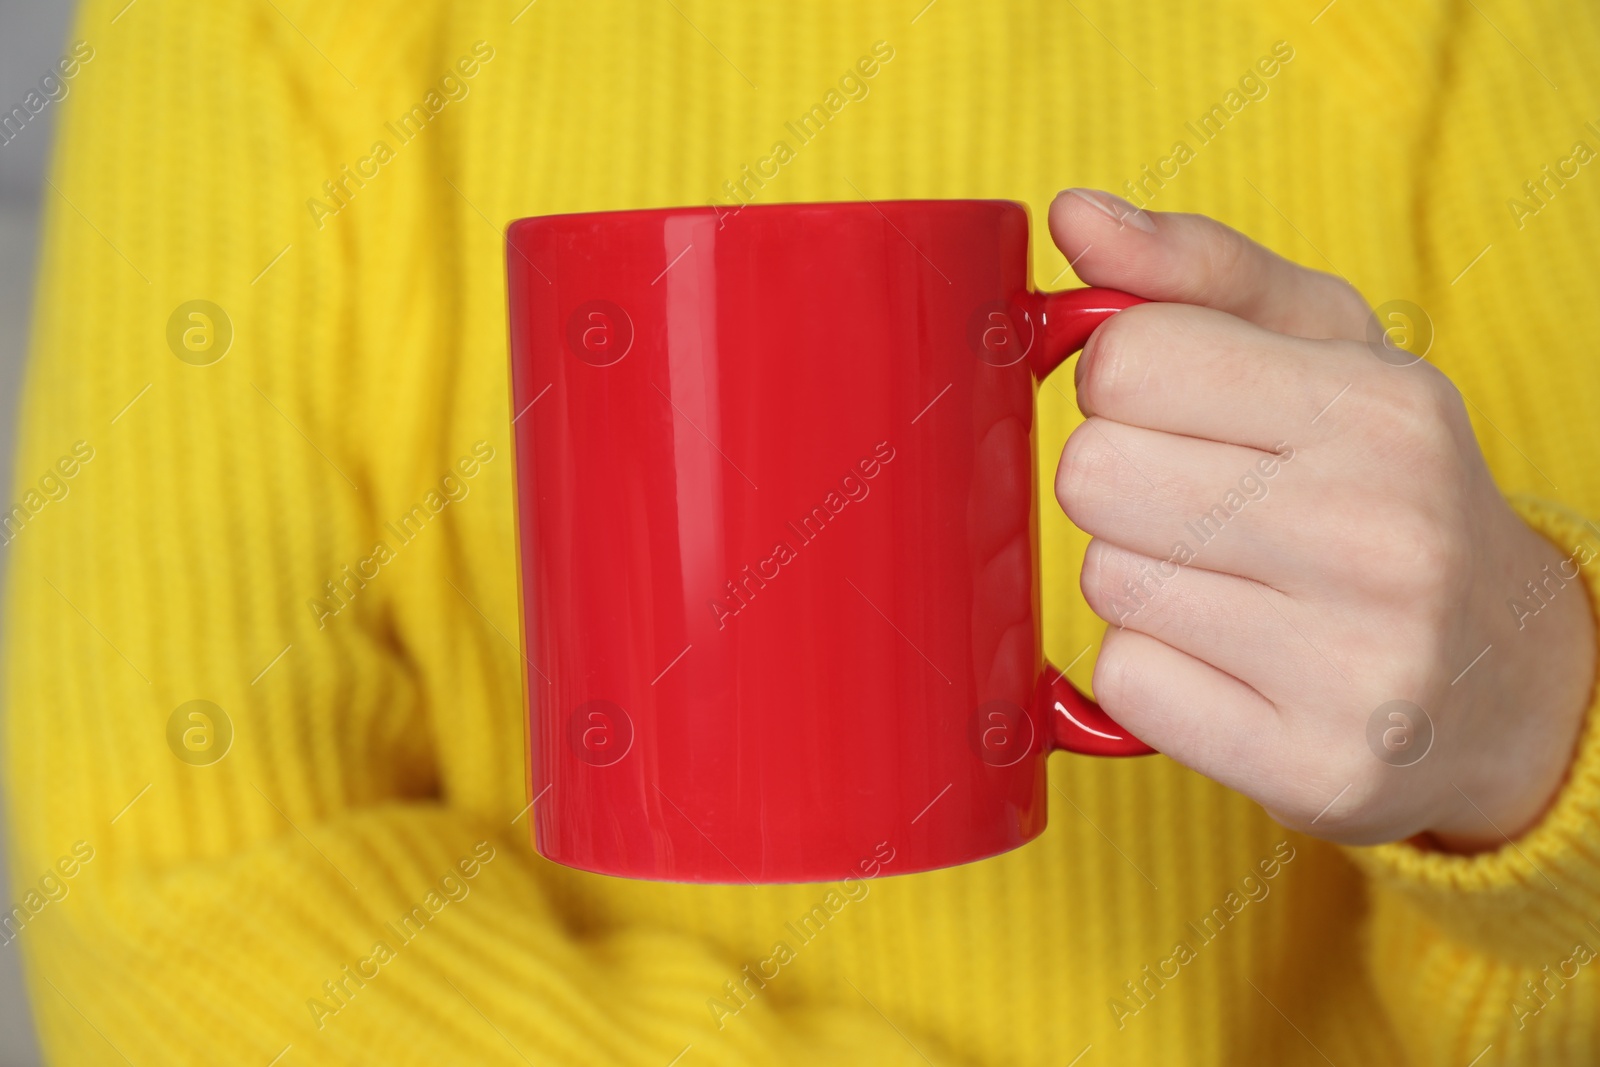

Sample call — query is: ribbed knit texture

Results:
[5,1,1600,1064]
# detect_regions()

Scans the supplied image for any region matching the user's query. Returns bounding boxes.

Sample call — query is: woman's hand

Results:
[1051,188,1597,851]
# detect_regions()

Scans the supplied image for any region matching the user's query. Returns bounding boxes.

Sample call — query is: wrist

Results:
[1428,510,1597,852]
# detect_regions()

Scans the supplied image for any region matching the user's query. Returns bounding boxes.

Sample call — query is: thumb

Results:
[1047,188,1371,340]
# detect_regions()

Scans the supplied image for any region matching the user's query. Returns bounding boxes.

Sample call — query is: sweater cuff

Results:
[1343,495,1600,959]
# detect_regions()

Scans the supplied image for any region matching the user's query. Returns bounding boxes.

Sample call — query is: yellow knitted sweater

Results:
[7,1,1600,1063]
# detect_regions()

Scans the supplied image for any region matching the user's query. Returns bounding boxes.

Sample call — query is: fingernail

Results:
[1064,188,1157,234]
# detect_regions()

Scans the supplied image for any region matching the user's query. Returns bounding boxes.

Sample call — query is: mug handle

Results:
[1024,286,1157,757]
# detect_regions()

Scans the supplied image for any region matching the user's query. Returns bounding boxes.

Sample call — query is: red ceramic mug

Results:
[507,199,1155,884]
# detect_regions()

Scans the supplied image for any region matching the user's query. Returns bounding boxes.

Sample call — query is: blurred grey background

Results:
[2,2,77,1064]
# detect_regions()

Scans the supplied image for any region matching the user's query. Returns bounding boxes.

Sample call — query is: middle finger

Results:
[1056,417,1326,590]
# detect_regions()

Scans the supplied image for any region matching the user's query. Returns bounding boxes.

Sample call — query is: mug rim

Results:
[508,197,1028,233]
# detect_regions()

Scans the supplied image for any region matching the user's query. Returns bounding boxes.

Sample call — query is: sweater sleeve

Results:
[0,2,954,1065]
[1348,501,1600,1055]
[1341,3,1600,1062]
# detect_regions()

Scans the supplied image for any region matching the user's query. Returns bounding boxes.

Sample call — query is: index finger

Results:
[1075,302,1365,451]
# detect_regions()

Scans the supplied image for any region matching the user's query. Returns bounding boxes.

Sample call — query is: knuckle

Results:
[1190,217,1254,301]
[1090,628,1140,711]
[1079,539,1117,615]
[1321,275,1373,327]
[1270,757,1386,837]
[1400,361,1459,411]
[1301,779,1383,837]
[1370,506,1472,600]
[1055,425,1092,508]
[1419,366,1468,427]
[1377,652,1449,714]
[1358,365,1467,465]
[1394,364,1460,429]
[1055,419,1117,519]
[1081,540,1141,624]
[1079,309,1153,413]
